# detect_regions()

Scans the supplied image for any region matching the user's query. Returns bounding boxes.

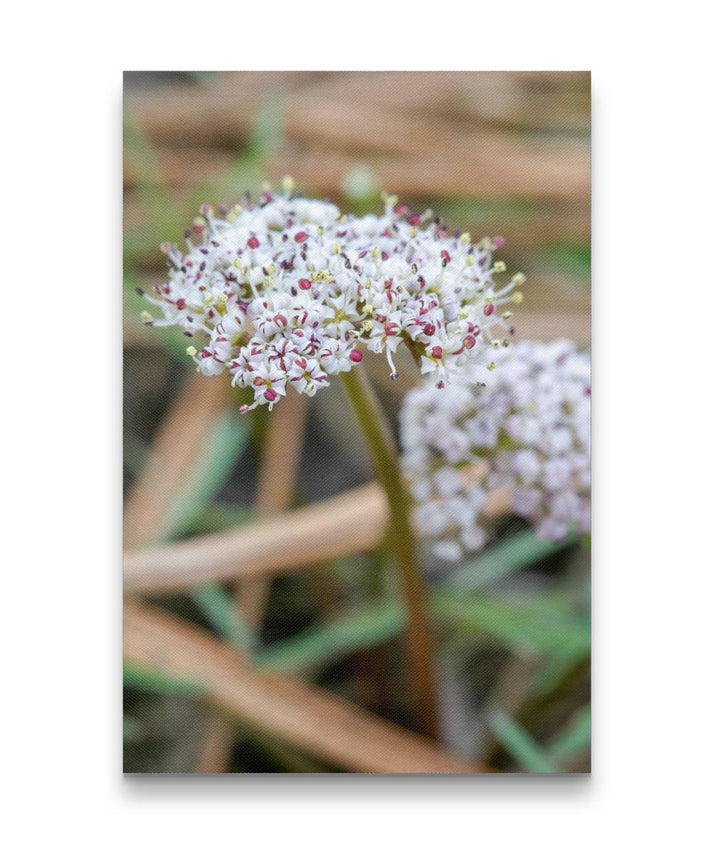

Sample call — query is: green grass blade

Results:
[433,590,590,656]
[191,582,258,653]
[257,585,589,676]
[449,529,578,591]
[548,704,591,761]
[257,601,403,673]
[123,715,143,743]
[180,503,256,537]
[531,651,589,698]
[245,92,285,160]
[487,708,559,774]
[123,661,206,697]
[123,113,184,245]
[163,411,249,540]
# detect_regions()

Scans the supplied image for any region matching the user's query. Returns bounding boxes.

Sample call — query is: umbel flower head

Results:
[139,182,525,411]
[400,339,591,562]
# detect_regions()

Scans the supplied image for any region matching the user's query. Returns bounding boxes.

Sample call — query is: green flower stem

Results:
[341,364,440,739]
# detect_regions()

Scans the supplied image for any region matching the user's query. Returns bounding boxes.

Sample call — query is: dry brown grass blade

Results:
[193,715,237,774]
[123,372,233,549]
[124,482,513,595]
[124,598,486,773]
[297,71,591,134]
[126,71,588,203]
[125,71,322,146]
[268,144,588,203]
[127,71,589,150]
[125,482,385,592]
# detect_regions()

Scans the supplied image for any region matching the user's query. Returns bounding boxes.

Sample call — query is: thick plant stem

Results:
[341,364,440,739]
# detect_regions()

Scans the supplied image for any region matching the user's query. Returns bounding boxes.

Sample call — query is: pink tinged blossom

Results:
[141,190,525,410]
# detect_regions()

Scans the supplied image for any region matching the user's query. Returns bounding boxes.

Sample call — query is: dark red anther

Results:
[463,335,476,350]
[440,250,451,265]
[298,278,311,290]
[176,298,186,310]
[349,349,363,363]
[431,346,443,359]
[247,236,260,249]
[294,231,309,243]
[484,304,494,316]
[423,323,436,336]
[264,388,278,402]
[408,214,421,226]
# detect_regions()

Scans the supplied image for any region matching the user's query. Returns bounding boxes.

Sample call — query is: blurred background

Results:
[123,71,591,774]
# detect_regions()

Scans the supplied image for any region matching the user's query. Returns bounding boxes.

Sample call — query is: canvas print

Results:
[123,71,591,774]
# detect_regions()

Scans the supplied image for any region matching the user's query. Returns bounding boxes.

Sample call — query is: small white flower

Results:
[141,189,524,410]
[400,339,591,560]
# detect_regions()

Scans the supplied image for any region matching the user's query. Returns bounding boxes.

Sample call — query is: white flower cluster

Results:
[140,184,524,410]
[400,339,591,561]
